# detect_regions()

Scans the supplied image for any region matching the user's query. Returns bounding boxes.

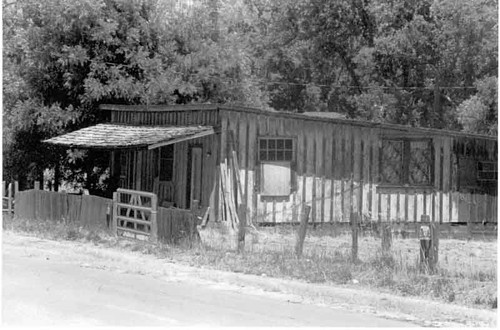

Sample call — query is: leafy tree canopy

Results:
[3,0,497,189]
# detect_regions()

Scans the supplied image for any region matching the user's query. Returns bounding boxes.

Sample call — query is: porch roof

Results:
[43,124,215,150]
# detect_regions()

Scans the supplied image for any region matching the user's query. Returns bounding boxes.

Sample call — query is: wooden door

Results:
[187,146,203,209]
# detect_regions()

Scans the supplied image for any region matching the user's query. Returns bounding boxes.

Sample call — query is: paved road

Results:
[2,237,413,327]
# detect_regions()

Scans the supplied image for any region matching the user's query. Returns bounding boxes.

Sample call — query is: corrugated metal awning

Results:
[43,124,215,150]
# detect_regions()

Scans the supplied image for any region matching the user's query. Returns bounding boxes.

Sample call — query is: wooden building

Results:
[45,104,498,225]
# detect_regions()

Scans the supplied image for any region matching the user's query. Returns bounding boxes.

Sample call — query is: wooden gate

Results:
[112,188,158,242]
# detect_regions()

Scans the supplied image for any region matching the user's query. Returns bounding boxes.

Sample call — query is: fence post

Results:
[237,204,247,253]
[7,183,13,214]
[34,181,40,190]
[419,215,438,273]
[150,193,158,243]
[295,205,311,258]
[381,223,392,253]
[112,192,118,237]
[351,212,359,262]
[189,200,200,243]
[430,221,439,271]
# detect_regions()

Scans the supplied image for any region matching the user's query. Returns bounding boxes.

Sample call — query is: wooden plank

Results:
[458,193,470,223]
[426,192,433,218]
[334,125,343,180]
[389,192,398,222]
[434,138,442,190]
[476,194,486,223]
[379,193,388,222]
[344,128,352,180]
[399,191,406,222]
[362,129,371,184]
[351,181,359,219]
[442,193,450,222]
[361,130,369,219]
[416,193,424,222]
[238,113,248,204]
[485,194,493,222]
[339,179,348,222]
[315,127,324,222]
[330,180,339,222]
[450,192,459,223]
[247,115,257,223]
[372,130,380,184]
[349,131,355,218]
[353,127,362,216]
[304,123,315,220]
[493,196,498,222]
[470,193,477,223]
[442,138,451,192]
[324,179,332,223]
[369,129,376,218]
[407,191,415,222]
[220,112,229,163]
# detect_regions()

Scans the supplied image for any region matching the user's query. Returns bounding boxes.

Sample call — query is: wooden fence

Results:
[158,207,196,243]
[14,189,196,243]
[14,190,112,230]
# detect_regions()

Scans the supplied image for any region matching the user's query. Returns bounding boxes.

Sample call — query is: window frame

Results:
[257,136,296,196]
[379,138,434,188]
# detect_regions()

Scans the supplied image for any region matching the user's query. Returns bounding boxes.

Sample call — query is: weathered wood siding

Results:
[114,133,219,210]
[219,109,497,224]
[106,105,496,225]
[110,109,219,126]
[109,108,220,210]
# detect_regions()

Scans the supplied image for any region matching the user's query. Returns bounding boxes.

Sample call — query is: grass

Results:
[3,215,497,310]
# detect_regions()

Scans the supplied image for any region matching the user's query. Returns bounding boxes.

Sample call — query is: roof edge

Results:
[99,103,497,141]
[99,104,219,112]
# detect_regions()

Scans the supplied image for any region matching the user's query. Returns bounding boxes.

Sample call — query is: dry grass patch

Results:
[195,223,497,309]
[4,215,496,310]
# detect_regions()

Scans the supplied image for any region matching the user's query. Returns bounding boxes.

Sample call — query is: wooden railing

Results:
[112,188,158,242]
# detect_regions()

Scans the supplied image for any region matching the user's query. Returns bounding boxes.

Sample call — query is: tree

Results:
[456,76,497,135]
[2,0,268,191]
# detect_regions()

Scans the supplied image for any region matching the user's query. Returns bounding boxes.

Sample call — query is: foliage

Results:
[2,0,267,188]
[3,0,497,189]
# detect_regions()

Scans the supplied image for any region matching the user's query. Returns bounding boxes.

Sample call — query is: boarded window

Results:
[259,137,294,196]
[159,145,174,182]
[381,139,432,186]
[261,162,292,196]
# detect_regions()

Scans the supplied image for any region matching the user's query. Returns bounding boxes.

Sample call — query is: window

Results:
[259,137,294,196]
[380,139,433,186]
[477,161,497,181]
[159,145,174,182]
[259,138,294,162]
